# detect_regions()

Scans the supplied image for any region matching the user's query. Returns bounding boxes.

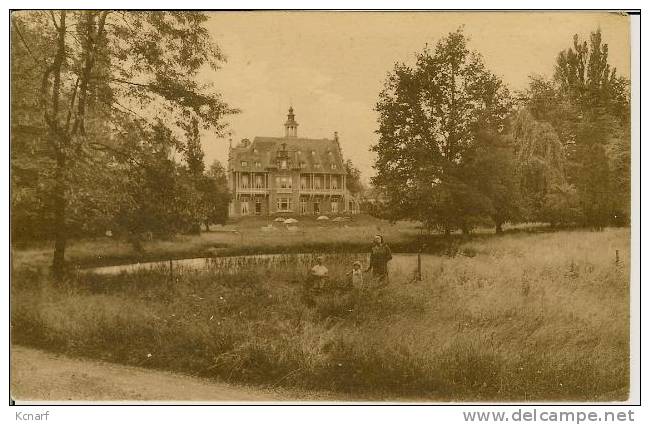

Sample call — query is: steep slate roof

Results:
[229,136,345,174]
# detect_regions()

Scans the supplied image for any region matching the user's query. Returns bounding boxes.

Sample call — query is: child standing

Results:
[347,261,364,288]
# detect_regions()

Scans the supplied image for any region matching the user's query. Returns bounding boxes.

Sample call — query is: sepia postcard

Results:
[9,9,637,409]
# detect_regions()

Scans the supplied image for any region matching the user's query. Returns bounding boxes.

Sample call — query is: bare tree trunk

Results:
[44,11,108,281]
[46,12,68,281]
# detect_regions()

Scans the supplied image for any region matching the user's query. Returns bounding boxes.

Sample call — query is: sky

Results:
[198,11,630,183]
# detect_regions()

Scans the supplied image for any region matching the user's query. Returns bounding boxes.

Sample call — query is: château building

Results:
[228,107,359,217]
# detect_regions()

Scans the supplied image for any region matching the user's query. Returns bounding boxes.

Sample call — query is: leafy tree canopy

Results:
[372,28,513,232]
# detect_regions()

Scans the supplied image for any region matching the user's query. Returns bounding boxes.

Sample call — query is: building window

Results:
[313,202,320,214]
[280,159,288,169]
[241,161,248,167]
[255,175,264,189]
[311,150,316,156]
[241,175,249,189]
[314,176,321,189]
[300,176,308,189]
[331,201,339,213]
[253,148,258,154]
[255,161,262,168]
[299,161,305,169]
[314,163,321,169]
[277,197,291,212]
[255,199,262,214]
[331,177,338,189]
[300,199,308,214]
[331,164,337,170]
[276,176,291,189]
[241,201,249,215]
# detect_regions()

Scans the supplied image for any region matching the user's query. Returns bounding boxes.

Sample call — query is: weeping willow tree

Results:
[511,109,580,226]
[513,29,630,229]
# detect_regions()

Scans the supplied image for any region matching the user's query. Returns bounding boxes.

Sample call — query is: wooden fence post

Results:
[416,242,426,282]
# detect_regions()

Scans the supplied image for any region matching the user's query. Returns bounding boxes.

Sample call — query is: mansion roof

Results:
[229,136,346,174]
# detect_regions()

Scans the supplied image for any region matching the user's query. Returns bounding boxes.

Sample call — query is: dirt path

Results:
[11,345,329,403]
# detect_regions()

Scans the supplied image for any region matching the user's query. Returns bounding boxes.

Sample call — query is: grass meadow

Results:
[11,215,548,270]
[11,215,407,270]
[11,227,630,401]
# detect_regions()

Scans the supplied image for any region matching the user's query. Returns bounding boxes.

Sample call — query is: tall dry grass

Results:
[11,228,630,400]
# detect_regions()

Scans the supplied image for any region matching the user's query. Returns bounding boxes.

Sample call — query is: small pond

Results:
[84,253,434,276]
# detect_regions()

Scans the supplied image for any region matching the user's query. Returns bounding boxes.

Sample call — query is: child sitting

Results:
[308,256,329,291]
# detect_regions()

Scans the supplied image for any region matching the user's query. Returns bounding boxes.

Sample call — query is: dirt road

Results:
[11,345,327,403]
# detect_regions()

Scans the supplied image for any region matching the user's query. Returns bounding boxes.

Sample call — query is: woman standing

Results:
[366,234,392,286]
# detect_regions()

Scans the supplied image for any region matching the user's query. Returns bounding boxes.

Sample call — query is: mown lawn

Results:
[11,228,630,401]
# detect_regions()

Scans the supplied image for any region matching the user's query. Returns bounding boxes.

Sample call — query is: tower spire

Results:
[284,106,298,138]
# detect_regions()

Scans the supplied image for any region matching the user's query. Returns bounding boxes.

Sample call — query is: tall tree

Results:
[183,115,205,177]
[181,114,207,233]
[344,159,364,195]
[11,11,237,279]
[11,12,121,242]
[11,14,54,241]
[509,108,577,225]
[202,160,230,229]
[514,29,630,228]
[463,131,523,233]
[114,120,207,248]
[552,29,630,228]
[372,28,512,233]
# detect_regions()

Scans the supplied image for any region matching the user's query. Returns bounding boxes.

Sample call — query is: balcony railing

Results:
[236,187,345,195]
[300,187,345,194]
[237,187,269,194]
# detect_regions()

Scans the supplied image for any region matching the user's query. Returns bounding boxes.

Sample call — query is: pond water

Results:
[84,253,433,276]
